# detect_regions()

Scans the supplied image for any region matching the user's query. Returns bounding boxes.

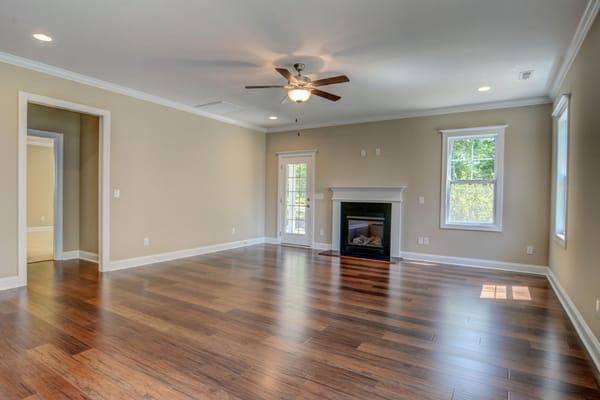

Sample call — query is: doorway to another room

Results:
[18,93,111,286]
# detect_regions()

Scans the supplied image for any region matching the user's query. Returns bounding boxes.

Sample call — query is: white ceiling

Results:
[0,0,588,131]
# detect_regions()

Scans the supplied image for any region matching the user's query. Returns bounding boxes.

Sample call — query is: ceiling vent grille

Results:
[519,70,534,80]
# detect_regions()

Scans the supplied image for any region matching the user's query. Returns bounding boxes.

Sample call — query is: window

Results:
[440,126,505,231]
[553,95,569,244]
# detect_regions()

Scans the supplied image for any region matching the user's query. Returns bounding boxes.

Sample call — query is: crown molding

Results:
[266,97,551,133]
[0,51,266,133]
[549,0,600,99]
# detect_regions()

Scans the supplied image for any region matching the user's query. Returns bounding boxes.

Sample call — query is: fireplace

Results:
[340,202,391,261]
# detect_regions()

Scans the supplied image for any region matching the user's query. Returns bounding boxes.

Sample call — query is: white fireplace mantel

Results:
[330,186,407,257]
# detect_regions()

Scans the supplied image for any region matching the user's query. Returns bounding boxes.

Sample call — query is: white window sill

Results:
[441,223,502,233]
[554,233,566,248]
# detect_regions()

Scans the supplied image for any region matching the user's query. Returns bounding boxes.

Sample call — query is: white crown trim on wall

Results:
[0,51,265,133]
[549,0,600,98]
[266,97,552,133]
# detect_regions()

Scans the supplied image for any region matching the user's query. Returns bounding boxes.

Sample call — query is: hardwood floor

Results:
[0,244,598,399]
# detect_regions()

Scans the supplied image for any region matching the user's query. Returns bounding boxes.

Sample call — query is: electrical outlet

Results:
[231,227,236,235]
[423,237,430,246]
[113,188,121,198]
[360,149,367,157]
[418,196,425,205]
[375,148,381,156]
[596,299,600,319]
[41,215,46,222]
[143,237,150,247]
[418,236,424,245]
[526,245,534,255]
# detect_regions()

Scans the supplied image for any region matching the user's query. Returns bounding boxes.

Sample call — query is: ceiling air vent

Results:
[518,70,534,80]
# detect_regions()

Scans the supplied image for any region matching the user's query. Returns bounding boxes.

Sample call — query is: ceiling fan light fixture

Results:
[288,88,311,103]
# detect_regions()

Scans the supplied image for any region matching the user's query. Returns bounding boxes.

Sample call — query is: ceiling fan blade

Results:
[311,89,341,102]
[245,85,285,89]
[311,75,350,87]
[275,68,293,82]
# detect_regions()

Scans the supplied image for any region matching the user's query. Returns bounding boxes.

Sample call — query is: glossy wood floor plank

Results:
[0,244,598,399]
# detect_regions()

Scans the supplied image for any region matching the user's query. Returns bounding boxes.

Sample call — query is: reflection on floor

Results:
[0,244,598,399]
[27,228,54,263]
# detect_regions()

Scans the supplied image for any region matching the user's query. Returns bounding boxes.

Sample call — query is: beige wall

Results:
[79,114,99,254]
[550,16,600,340]
[27,144,54,228]
[0,61,265,278]
[267,104,552,266]
[28,104,81,252]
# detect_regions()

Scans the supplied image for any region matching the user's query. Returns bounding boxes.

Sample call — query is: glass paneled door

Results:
[278,154,313,246]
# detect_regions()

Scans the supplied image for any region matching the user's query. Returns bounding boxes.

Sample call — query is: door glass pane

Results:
[285,162,307,234]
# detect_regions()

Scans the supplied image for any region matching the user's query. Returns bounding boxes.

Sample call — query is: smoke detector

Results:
[519,70,534,80]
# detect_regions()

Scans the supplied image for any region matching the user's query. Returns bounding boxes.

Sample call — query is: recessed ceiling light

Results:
[268,116,278,120]
[33,33,53,42]
[478,86,491,92]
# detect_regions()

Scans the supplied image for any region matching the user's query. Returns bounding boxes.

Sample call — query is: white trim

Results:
[552,94,570,117]
[266,98,551,133]
[19,92,111,287]
[547,269,600,373]
[400,251,548,275]
[440,126,506,232]
[27,136,54,147]
[56,250,99,263]
[59,250,80,261]
[106,237,265,272]
[0,276,24,291]
[275,149,319,156]
[264,237,281,245]
[549,0,600,98]
[28,129,64,259]
[27,225,53,233]
[277,151,316,247]
[0,52,264,132]
[312,242,332,251]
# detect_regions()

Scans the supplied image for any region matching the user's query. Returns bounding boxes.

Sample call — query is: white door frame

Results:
[27,130,64,260]
[18,92,111,285]
[276,150,316,247]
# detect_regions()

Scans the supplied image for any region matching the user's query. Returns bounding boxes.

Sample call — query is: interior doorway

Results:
[18,92,111,287]
[26,131,63,263]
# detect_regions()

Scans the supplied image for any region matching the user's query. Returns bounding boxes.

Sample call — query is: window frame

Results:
[440,125,506,232]
[552,94,570,247]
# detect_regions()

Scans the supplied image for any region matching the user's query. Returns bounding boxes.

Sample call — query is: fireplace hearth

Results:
[340,202,391,261]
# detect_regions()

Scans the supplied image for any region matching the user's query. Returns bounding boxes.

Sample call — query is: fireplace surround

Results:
[331,187,406,259]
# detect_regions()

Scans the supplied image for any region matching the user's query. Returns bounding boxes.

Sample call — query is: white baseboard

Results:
[59,250,99,263]
[0,275,25,291]
[313,242,332,251]
[264,237,281,245]
[547,269,600,373]
[79,251,99,263]
[105,237,266,272]
[400,251,548,275]
[27,225,53,233]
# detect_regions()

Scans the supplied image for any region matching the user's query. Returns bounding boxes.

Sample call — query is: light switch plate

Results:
[113,189,121,198]
[418,236,424,245]
[361,149,367,157]
[423,237,430,245]
[418,196,425,205]
[375,148,381,156]
[143,237,150,247]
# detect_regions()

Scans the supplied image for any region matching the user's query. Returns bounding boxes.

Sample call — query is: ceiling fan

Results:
[245,63,349,103]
